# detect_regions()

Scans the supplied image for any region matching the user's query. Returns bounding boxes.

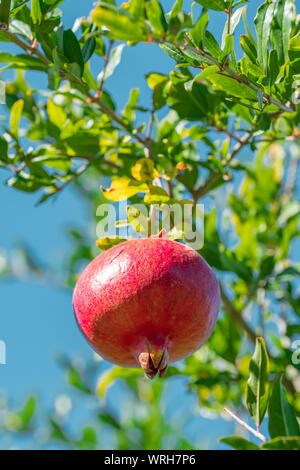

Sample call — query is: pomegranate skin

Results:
[73,238,220,372]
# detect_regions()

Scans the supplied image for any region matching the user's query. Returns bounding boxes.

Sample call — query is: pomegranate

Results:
[73,237,220,379]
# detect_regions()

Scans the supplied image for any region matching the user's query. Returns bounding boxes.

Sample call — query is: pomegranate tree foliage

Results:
[0,0,300,450]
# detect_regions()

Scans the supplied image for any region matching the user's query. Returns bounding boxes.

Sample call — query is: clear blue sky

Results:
[0,0,266,449]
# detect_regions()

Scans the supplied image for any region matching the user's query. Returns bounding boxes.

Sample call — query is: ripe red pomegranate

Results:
[73,237,220,379]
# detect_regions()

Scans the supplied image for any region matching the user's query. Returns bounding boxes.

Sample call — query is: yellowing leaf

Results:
[10,99,24,138]
[176,161,192,171]
[96,236,127,251]
[101,177,147,201]
[131,158,159,183]
[146,73,168,89]
[91,7,148,42]
[47,97,67,128]
[144,184,170,204]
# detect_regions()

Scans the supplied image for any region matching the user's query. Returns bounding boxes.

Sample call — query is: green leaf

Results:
[9,0,29,19]
[221,6,244,49]
[144,185,170,204]
[97,44,125,84]
[145,0,168,36]
[254,0,275,72]
[268,376,300,439]
[245,337,269,431]
[204,30,221,58]
[63,29,84,74]
[206,73,257,100]
[240,35,257,64]
[98,412,121,430]
[289,32,300,62]
[167,77,215,120]
[76,427,97,450]
[128,0,144,19]
[146,73,168,110]
[271,0,294,66]
[159,42,186,63]
[97,366,143,398]
[195,0,228,11]
[185,65,219,91]
[68,367,92,394]
[170,0,183,18]
[220,34,234,63]
[9,19,33,41]
[197,65,220,80]
[123,88,139,122]
[7,173,43,193]
[286,324,300,337]
[0,0,11,25]
[0,136,8,163]
[31,0,42,25]
[50,419,70,443]
[189,10,208,48]
[82,37,96,63]
[220,436,260,450]
[10,98,24,138]
[63,133,100,155]
[5,396,36,432]
[0,52,46,70]
[261,436,300,450]
[91,6,148,42]
[31,155,71,172]
[18,396,36,430]
[268,50,279,87]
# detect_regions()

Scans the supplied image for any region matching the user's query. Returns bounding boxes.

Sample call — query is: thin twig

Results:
[227,8,232,35]
[161,39,295,114]
[98,39,114,93]
[220,285,297,396]
[192,132,251,200]
[224,408,267,442]
[0,28,149,148]
[220,284,257,344]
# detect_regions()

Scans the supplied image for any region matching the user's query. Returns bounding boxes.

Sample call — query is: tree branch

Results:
[0,27,149,148]
[224,408,267,442]
[164,40,295,114]
[192,132,251,200]
[220,284,297,396]
[220,284,257,344]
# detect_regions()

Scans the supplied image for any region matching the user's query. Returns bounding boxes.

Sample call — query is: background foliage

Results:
[0,0,299,450]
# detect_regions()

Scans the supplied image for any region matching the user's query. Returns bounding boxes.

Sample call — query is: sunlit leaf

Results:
[220,436,260,450]
[254,0,275,72]
[261,436,300,450]
[101,177,148,201]
[96,236,127,251]
[10,98,24,138]
[131,158,159,183]
[91,6,148,42]
[245,337,269,431]
[268,375,300,439]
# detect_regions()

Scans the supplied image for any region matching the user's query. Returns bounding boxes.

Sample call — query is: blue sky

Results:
[0,0,267,449]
